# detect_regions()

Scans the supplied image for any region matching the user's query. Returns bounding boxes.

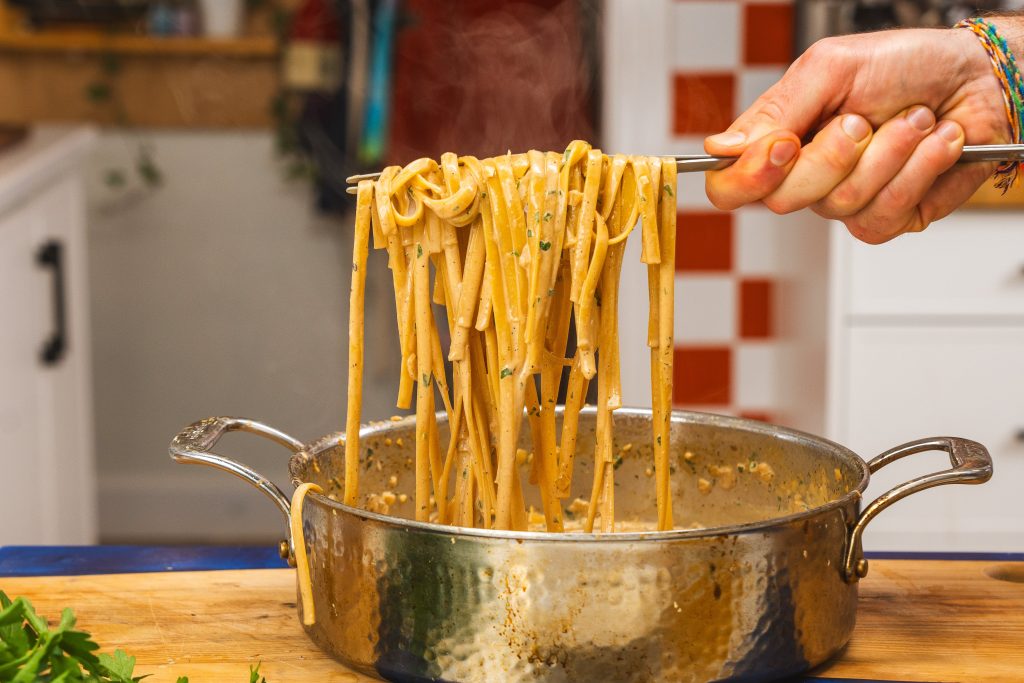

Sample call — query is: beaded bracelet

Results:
[956,17,1024,191]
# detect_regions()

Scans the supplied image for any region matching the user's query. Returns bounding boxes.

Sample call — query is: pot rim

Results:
[290,407,871,543]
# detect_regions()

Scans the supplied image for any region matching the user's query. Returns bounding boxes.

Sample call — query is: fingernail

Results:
[707,131,747,147]
[841,114,871,142]
[907,106,935,131]
[937,120,962,142]
[769,140,798,167]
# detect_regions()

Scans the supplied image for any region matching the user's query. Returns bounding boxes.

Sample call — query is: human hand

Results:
[704,27,1009,243]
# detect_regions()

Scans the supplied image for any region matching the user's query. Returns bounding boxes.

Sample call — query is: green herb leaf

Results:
[98,649,138,682]
[613,456,623,470]
[416,244,423,258]
[499,367,512,379]
[542,212,552,222]
[539,241,552,251]
[663,184,674,197]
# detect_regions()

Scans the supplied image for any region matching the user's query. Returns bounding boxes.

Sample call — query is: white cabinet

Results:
[0,127,97,545]
[828,214,1024,552]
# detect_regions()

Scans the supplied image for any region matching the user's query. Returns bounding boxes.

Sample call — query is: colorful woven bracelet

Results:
[956,17,1024,191]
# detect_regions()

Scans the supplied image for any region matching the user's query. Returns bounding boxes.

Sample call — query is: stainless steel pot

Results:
[169,409,992,683]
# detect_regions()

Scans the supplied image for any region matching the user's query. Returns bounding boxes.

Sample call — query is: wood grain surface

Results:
[2,559,1022,682]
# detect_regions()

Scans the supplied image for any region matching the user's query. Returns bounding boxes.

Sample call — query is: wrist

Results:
[954,19,1019,145]
[953,24,996,87]
[986,15,1024,65]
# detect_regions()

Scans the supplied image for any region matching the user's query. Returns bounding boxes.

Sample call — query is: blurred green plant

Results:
[85,52,163,191]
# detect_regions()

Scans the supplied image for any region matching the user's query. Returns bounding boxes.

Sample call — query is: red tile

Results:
[673,346,731,406]
[677,211,732,272]
[672,73,735,136]
[738,410,773,424]
[739,279,773,339]
[743,4,793,65]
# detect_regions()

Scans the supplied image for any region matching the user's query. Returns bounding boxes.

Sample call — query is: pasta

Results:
[342,142,677,533]
[290,482,324,625]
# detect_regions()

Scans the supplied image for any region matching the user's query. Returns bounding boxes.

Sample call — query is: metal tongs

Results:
[343,143,1024,194]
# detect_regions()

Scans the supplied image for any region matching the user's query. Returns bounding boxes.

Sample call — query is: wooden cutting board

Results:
[2,559,1023,682]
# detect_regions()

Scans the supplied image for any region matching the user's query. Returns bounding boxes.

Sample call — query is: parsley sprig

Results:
[0,591,265,683]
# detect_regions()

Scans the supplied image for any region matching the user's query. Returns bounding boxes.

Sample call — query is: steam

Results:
[386,0,599,162]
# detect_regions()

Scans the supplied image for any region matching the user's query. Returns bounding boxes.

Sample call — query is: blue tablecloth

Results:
[2,545,1020,577]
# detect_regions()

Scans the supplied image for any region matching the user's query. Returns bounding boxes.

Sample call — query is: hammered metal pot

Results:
[169,409,992,683]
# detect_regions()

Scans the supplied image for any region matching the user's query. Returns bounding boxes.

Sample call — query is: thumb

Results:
[705,48,837,155]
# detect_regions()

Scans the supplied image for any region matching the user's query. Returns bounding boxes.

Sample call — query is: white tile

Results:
[734,342,781,407]
[672,1,740,70]
[678,170,714,210]
[660,136,706,156]
[735,206,786,275]
[675,274,736,343]
[602,0,673,158]
[737,67,786,112]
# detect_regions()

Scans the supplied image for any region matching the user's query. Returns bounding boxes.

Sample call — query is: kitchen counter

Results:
[1,546,1022,682]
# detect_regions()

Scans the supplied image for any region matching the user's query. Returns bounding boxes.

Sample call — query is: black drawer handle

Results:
[36,239,66,366]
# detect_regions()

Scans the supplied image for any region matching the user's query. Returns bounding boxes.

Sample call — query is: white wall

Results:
[87,130,399,542]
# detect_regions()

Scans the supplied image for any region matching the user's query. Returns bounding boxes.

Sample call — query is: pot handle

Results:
[169,416,305,523]
[842,436,992,583]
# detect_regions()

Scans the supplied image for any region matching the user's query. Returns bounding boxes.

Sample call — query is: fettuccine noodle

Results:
[290,482,324,626]
[343,142,677,533]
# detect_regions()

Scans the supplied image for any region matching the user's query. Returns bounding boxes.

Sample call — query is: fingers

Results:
[917,158,996,226]
[814,106,938,219]
[844,120,965,244]
[705,130,801,211]
[705,37,853,157]
[761,114,872,214]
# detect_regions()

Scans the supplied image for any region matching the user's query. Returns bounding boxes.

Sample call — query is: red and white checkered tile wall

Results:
[673,0,794,423]
[605,0,798,424]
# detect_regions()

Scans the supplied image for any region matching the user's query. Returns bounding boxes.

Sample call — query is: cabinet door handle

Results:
[36,239,67,366]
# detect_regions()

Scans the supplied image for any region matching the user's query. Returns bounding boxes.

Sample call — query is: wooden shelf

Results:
[0,30,278,58]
